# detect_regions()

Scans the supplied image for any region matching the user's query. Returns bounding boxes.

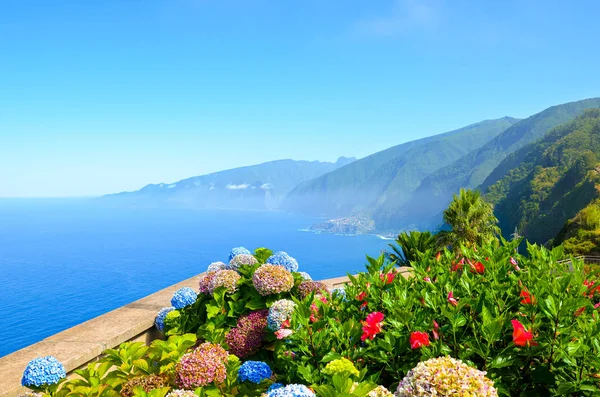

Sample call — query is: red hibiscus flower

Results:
[360,301,368,310]
[356,291,367,301]
[423,277,432,283]
[447,291,458,307]
[361,312,384,341]
[520,290,534,305]
[511,319,537,347]
[575,306,586,317]
[380,272,395,284]
[409,331,430,349]
[469,260,485,274]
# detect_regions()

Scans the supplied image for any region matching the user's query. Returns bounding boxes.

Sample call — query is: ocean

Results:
[0,199,391,357]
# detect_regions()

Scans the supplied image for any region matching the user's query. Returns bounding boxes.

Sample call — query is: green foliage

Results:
[387,230,438,266]
[147,333,197,374]
[437,188,500,249]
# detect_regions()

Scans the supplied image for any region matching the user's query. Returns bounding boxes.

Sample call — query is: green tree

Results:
[387,230,438,266]
[437,188,500,249]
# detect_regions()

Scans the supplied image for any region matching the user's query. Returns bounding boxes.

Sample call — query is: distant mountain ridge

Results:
[104,157,355,210]
[281,117,519,219]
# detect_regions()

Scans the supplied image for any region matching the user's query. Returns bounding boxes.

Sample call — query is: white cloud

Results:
[358,0,442,37]
[261,183,275,190]
[225,183,250,190]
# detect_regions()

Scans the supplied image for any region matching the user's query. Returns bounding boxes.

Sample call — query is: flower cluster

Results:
[511,319,537,347]
[298,271,312,280]
[229,246,252,261]
[394,356,498,397]
[207,261,227,272]
[121,374,170,397]
[362,312,384,341]
[175,342,229,388]
[166,391,197,397]
[225,309,268,358]
[322,358,359,377]
[267,383,284,392]
[297,281,329,299]
[21,356,66,387]
[409,331,430,349]
[267,299,296,331]
[266,384,316,397]
[332,287,347,300]
[253,265,294,296]
[229,254,259,271]
[171,287,198,309]
[237,361,273,384]
[368,386,394,397]
[209,269,241,294]
[155,306,175,332]
[198,271,217,294]
[266,251,299,272]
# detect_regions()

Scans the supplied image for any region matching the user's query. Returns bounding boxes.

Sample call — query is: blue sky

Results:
[1,0,599,197]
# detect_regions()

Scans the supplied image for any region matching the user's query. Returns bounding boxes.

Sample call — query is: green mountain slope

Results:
[103,157,355,210]
[485,108,600,244]
[395,97,600,230]
[281,117,518,217]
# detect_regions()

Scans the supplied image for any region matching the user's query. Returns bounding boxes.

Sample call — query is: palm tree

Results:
[387,230,438,267]
[437,188,500,249]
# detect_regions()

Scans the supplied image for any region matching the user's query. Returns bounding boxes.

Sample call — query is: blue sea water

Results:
[0,199,390,357]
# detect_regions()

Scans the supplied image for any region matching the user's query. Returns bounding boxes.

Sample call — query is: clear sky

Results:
[1,0,599,197]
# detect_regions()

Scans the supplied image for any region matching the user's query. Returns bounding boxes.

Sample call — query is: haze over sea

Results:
[0,199,389,357]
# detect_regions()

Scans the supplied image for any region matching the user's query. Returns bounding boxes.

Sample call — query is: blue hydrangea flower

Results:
[266,251,299,272]
[332,287,347,301]
[267,383,285,392]
[298,272,312,280]
[21,356,66,387]
[266,384,315,397]
[207,261,227,272]
[229,247,252,262]
[155,306,175,332]
[237,361,272,384]
[171,287,197,309]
